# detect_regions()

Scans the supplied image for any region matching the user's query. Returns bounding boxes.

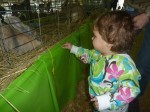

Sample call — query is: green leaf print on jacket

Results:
[91,59,106,77]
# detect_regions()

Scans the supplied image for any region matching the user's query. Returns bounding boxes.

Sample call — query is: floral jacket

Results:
[70,45,141,111]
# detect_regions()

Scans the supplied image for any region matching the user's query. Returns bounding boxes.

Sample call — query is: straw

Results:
[0,94,20,112]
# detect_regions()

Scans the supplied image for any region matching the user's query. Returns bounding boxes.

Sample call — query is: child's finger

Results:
[90,97,98,102]
[62,43,68,48]
[93,101,99,109]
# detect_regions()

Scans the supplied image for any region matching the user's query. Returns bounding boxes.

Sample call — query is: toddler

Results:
[63,11,141,112]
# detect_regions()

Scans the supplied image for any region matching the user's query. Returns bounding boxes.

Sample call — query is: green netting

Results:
[0,21,93,112]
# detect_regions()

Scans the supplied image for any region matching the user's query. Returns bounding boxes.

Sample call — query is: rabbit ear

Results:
[116,0,125,10]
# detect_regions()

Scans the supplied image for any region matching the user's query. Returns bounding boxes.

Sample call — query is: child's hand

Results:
[62,42,72,50]
[91,97,99,110]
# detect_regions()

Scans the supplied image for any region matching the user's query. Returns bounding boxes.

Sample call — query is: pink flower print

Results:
[116,87,134,103]
[106,64,124,80]
[100,82,108,87]
[81,54,88,63]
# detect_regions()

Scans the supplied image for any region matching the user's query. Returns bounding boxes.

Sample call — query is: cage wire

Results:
[0,0,105,92]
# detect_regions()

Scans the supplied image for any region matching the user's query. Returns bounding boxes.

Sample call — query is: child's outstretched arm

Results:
[63,42,101,64]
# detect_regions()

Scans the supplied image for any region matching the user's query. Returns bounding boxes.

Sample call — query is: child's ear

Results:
[107,43,113,48]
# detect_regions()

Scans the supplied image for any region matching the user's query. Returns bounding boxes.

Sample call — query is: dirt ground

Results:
[62,80,93,112]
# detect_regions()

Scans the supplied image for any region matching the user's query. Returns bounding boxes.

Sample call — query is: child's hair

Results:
[94,11,135,53]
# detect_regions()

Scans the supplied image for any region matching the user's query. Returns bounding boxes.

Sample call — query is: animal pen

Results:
[0,0,106,111]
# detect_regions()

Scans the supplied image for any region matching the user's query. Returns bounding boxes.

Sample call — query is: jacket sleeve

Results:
[125,1,150,18]
[145,5,150,19]
[70,45,101,64]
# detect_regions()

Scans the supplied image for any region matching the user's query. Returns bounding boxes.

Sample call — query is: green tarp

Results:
[0,21,93,112]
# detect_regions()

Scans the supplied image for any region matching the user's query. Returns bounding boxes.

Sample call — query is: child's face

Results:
[92,29,112,56]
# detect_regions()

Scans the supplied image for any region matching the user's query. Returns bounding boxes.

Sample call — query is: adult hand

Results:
[133,13,149,29]
[62,42,72,50]
[91,97,99,110]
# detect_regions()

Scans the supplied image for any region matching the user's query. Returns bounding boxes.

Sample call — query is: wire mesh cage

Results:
[0,0,106,91]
